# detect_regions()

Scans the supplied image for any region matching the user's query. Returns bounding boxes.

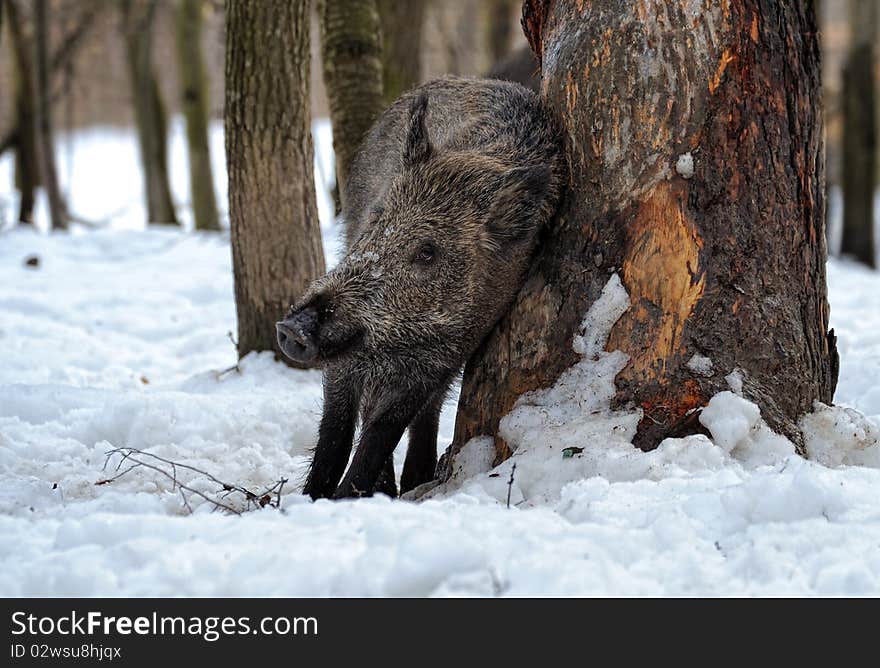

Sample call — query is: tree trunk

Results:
[320,0,385,215]
[225,0,326,362]
[485,0,515,63]
[377,0,425,104]
[121,0,178,226]
[445,0,838,476]
[841,0,877,268]
[34,0,67,230]
[176,0,220,231]
[5,0,38,225]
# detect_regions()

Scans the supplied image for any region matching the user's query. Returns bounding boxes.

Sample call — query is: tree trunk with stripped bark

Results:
[444,0,838,477]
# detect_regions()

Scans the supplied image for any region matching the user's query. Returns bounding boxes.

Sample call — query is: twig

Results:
[215,363,240,379]
[506,463,517,509]
[179,487,193,514]
[98,447,287,515]
[49,0,104,74]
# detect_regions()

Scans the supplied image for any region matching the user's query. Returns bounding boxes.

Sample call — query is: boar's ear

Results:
[488,164,552,241]
[403,93,432,167]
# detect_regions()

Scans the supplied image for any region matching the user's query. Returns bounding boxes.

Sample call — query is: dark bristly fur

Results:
[277,76,563,500]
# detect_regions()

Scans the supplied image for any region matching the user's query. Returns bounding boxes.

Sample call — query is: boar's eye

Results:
[412,242,436,266]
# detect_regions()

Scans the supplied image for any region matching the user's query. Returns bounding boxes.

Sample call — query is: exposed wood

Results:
[225,0,326,362]
[176,0,220,231]
[445,0,838,477]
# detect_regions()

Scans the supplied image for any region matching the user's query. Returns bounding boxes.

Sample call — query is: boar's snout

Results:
[276,306,320,364]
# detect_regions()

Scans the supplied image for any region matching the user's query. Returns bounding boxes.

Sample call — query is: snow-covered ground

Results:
[2,123,880,596]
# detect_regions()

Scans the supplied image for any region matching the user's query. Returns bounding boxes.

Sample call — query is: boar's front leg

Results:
[303,369,361,500]
[332,389,431,499]
[400,392,444,495]
[373,457,398,498]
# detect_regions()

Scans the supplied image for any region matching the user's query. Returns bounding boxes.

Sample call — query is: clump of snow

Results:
[725,369,744,395]
[675,152,695,179]
[800,403,880,468]
[441,436,496,489]
[572,273,630,357]
[687,353,714,376]
[699,391,796,467]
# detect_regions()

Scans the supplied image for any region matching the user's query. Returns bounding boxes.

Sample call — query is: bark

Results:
[485,0,515,63]
[320,0,385,211]
[377,0,425,104]
[5,0,38,225]
[225,0,326,361]
[121,0,178,226]
[176,0,220,231]
[841,0,877,268]
[445,0,838,475]
[34,0,67,230]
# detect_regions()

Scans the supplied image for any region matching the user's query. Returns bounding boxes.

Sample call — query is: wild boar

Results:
[277,76,563,499]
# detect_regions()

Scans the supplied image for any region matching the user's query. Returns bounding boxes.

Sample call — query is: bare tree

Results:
[444,0,838,476]
[4,0,38,225]
[225,0,326,361]
[485,0,515,63]
[320,0,384,216]
[120,0,178,225]
[0,1,103,161]
[34,0,67,230]
[176,0,220,231]
[841,0,877,268]
[377,0,425,104]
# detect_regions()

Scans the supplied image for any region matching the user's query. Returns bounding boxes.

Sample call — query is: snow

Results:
[3,123,880,596]
[686,353,714,376]
[675,152,695,179]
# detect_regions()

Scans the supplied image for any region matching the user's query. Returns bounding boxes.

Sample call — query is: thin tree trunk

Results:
[841,0,877,268]
[176,0,220,231]
[377,0,425,104]
[34,0,67,230]
[445,0,838,476]
[320,0,385,217]
[121,0,178,226]
[5,0,38,225]
[0,1,103,163]
[225,0,326,362]
[485,0,515,63]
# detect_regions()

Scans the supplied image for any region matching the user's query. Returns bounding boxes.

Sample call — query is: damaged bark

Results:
[445,0,838,474]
